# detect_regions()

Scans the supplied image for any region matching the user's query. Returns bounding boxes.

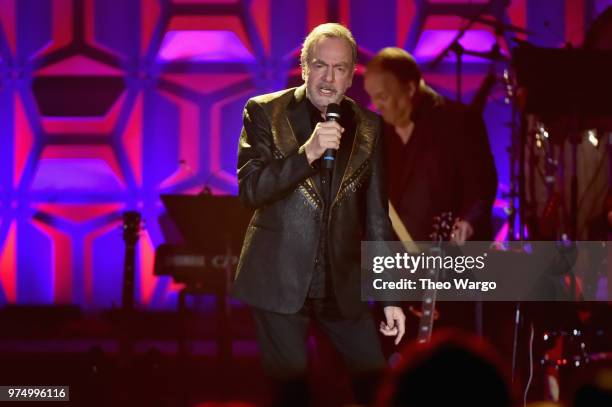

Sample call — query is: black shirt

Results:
[384,122,416,207]
[304,98,333,298]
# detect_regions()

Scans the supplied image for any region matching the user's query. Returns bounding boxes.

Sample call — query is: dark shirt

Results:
[304,98,333,298]
[383,86,498,241]
[384,122,415,207]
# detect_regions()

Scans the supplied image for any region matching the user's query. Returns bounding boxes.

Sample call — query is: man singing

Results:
[232,23,405,405]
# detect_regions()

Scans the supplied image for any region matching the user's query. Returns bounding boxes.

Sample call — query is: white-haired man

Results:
[232,23,405,405]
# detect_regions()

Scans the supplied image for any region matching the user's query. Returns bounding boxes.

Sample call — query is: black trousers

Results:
[251,296,386,406]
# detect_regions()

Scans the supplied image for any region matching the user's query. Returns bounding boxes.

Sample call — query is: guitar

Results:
[413,212,454,343]
[121,211,141,311]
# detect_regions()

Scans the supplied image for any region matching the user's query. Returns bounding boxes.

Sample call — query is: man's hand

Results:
[303,121,344,164]
[380,306,406,345]
[451,219,473,245]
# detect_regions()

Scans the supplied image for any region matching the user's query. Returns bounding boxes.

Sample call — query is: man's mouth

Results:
[319,86,336,96]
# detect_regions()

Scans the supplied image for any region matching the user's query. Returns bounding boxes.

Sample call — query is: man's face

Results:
[364,70,413,127]
[303,36,354,112]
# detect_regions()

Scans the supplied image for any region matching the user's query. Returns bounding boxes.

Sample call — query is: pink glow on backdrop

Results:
[14,94,34,187]
[158,30,254,62]
[83,220,122,306]
[397,0,416,46]
[36,0,73,58]
[424,72,486,94]
[508,0,527,40]
[34,203,124,224]
[141,0,161,54]
[565,0,585,46]
[162,73,249,95]
[0,0,16,54]
[428,0,488,3]
[33,146,127,191]
[41,92,126,134]
[83,0,118,58]
[139,231,156,306]
[494,222,509,242]
[307,0,327,30]
[172,0,239,3]
[250,0,270,54]
[414,30,499,62]
[157,91,200,190]
[36,55,123,76]
[32,220,73,304]
[167,16,252,54]
[340,0,350,27]
[121,93,143,186]
[0,222,17,303]
[209,89,254,186]
[31,159,125,191]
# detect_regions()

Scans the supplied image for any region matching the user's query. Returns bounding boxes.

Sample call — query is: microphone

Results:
[323,103,341,170]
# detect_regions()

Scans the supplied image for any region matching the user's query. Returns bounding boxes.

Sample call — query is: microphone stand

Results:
[452,42,464,103]
[428,26,470,103]
[427,4,490,103]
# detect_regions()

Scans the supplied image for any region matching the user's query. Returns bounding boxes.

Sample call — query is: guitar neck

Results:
[416,211,453,343]
[416,265,440,343]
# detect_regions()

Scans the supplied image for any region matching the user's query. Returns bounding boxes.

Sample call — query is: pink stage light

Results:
[158,30,255,62]
[428,0,488,3]
[31,159,124,192]
[414,29,498,62]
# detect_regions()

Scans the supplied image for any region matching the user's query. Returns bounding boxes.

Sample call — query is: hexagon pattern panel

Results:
[0,0,602,308]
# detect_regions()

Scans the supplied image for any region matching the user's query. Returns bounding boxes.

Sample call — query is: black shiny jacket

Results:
[232,85,393,318]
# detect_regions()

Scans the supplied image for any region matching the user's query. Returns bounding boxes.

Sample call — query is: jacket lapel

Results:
[330,102,377,208]
[285,85,324,203]
[286,86,311,149]
[330,101,356,204]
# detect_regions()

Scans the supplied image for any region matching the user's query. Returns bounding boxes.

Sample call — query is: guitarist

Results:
[364,48,498,340]
[364,47,498,245]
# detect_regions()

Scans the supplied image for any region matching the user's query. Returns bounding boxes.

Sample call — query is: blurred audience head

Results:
[376,329,513,407]
[573,366,612,407]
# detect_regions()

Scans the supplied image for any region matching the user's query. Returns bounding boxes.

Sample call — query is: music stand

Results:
[160,194,252,362]
[160,194,252,254]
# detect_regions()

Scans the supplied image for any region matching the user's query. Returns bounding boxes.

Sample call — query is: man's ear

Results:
[301,64,307,81]
[406,81,417,100]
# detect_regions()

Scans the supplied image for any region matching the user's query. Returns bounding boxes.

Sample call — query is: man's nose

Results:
[324,67,334,82]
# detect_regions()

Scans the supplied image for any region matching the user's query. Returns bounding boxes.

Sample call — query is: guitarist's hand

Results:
[380,306,406,345]
[451,219,473,245]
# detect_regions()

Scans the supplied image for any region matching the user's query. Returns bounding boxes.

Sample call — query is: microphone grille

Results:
[326,103,341,120]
